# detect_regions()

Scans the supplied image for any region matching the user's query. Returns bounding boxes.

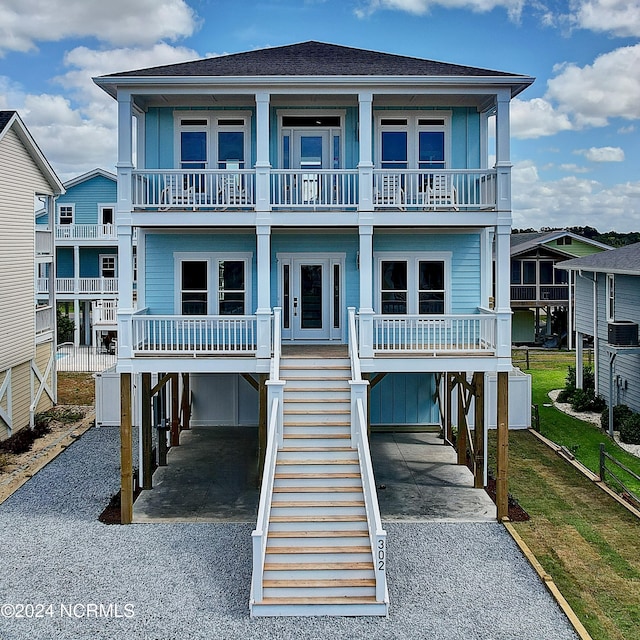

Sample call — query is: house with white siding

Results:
[0,111,64,441]
[37,169,119,350]
[558,243,640,433]
[94,41,533,616]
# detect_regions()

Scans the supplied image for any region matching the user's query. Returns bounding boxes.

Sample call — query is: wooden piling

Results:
[496,370,509,520]
[473,372,485,489]
[141,372,153,490]
[119,372,133,525]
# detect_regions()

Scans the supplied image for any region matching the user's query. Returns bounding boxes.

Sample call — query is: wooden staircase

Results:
[250,355,388,617]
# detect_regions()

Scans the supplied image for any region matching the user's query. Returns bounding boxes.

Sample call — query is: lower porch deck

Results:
[132,427,496,523]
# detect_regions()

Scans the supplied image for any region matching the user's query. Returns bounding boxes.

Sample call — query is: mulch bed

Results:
[99,488,142,525]
[485,475,530,522]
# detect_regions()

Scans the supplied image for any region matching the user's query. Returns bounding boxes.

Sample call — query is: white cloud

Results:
[14,43,200,180]
[512,160,640,232]
[355,0,525,20]
[546,44,640,127]
[572,0,640,38]
[575,146,625,162]
[558,164,592,173]
[511,97,573,139]
[0,0,198,54]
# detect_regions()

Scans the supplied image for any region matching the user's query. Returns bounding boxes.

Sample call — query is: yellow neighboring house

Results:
[0,111,64,440]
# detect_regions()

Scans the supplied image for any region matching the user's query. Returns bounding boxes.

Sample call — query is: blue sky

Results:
[1,0,639,231]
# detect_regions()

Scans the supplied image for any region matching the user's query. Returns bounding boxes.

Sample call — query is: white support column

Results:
[358,225,374,358]
[73,245,80,294]
[495,224,512,359]
[73,299,80,347]
[358,92,374,212]
[576,332,584,389]
[494,91,512,214]
[255,92,271,216]
[256,225,272,359]
[568,269,573,350]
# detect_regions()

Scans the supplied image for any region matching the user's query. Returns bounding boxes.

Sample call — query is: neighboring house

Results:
[558,243,640,426]
[0,111,64,441]
[37,169,119,350]
[510,230,611,345]
[94,41,533,616]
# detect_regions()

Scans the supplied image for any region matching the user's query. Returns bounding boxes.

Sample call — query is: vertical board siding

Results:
[145,232,257,314]
[373,232,482,313]
[270,232,360,309]
[0,128,51,371]
[57,174,116,224]
[370,373,437,425]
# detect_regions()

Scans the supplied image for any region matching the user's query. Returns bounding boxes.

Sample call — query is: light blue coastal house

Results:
[37,169,119,349]
[94,41,533,616]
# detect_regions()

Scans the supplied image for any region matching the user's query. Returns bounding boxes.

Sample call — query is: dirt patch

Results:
[485,474,530,522]
[57,372,95,405]
[99,488,142,525]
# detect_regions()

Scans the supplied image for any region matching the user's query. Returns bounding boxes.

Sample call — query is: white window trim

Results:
[173,111,252,170]
[606,273,615,322]
[376,111,452,169]
[58,203,75,225]
[374,251,452,315]
[173,251,252,315]
[99,254,117,278]
[98,204,116,226]
[277,109,346,169]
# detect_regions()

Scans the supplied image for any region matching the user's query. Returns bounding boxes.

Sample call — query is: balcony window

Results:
[381,261,407,314]
[218,260,245,315]
[279,112,343,170]
[181,260,208,315]
[58,204,74,225]
[100,205,114,225]
[100,255,117,279]
[418,261,445,314]
[539,261,554,285]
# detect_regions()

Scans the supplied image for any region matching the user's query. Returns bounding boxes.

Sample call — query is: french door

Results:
[279,254,344,342]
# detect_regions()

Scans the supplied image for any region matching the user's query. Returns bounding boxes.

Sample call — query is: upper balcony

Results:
[56,224,117,243]
[130,168,497,216]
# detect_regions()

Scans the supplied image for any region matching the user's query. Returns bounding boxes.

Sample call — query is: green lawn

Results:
[529,366,640,499]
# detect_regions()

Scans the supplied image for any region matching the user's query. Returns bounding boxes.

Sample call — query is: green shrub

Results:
[620,412,640,445]
[0,428,36,455]
[600,404,633,431]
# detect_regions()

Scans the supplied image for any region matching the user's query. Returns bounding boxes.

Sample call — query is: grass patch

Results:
[489,430,640,640]
[57,372,95,405]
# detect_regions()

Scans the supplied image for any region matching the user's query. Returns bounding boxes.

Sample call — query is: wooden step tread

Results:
[277,459,358,466]
[258,596,379,605]
[263,579,375,588]
[285,398,349,402]
[270,515,367,523]
[281,376,349,381]
[273,486,362,493]
[280,447,354,453]
[284,409,351,415]
[281,364,350,370]
[283,433,350,439]
[265,562,373,571]
[266,546,371,554]
[268,530,367,538]
[274,472,361,479]
[272,500,365,508]
[285,387,350,392]
[283,422,351,427]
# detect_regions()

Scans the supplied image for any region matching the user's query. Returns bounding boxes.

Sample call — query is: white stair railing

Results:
[348,308,388,606]
[250,307,285,609]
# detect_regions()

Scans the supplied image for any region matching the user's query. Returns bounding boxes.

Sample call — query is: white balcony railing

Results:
[35,305,54,335]
[270,170,358,209]
[56,224,117,240]
[132,313,258,355]
[371,313,497,354]
[93,300,118,324]
[35,229,53,255]
[130,168,497,212]
[132,170,256,209]
[43,278,118,295]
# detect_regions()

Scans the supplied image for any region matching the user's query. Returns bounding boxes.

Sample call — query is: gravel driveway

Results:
[0,426,578,640]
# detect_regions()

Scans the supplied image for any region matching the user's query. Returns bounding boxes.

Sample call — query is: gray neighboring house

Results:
[558,243,640,425]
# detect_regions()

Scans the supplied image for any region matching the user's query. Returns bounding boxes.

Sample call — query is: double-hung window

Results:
[607,274,615,322]
[176,253,251,316]
[58,204,74,225]
[100,255,117,279]
[377,254,450,315]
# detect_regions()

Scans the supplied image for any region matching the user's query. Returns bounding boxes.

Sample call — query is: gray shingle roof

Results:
[101,41,529,80]
[558,242,640,275]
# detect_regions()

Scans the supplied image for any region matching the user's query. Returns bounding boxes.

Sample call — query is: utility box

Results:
[608,321,639,346]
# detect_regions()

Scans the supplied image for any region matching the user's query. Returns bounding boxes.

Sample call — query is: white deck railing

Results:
[348,308,388,606]
[56,224,117,240]
[41,277,119,295]
[371,313,496,353]
[270,170,358,209]
[373,169,496,210]
[130,168,497,212]
[35,305,54,335]
[131,313,258,355]
[132,170,256,209]
[92,300,118,325]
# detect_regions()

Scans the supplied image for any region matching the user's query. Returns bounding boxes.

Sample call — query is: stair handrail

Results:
[272,307,282,382]
[355,396,388,605]
[250,395,280,605]
[349,308,388,605]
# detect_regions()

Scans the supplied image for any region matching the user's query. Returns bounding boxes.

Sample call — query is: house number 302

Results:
[377,539,386,571]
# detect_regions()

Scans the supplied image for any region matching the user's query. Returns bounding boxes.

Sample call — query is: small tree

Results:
[56,308,74,344]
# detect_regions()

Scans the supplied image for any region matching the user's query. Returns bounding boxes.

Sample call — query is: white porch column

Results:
[73,299,80,347]
[358,225,374,358]
[358,92,374,212]
[494,90,512,215]
[576,331,584,389]
[256,225,272,359]
[73,245,80,294]
[495,223,512,359]
[255,92,271,215]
